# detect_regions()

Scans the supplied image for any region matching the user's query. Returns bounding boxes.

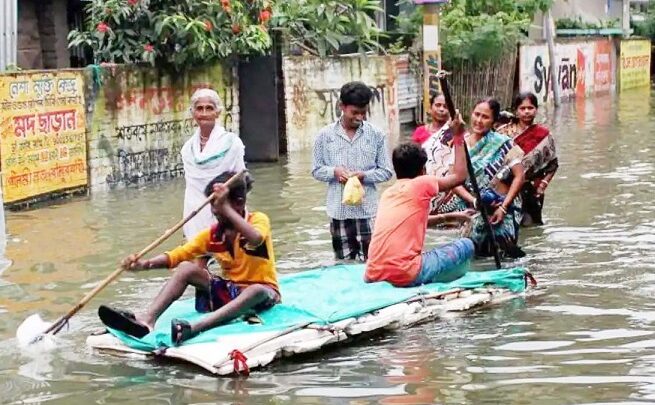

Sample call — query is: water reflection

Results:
[1,92,655,403]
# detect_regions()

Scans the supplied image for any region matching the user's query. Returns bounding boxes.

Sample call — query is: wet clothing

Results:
[437,131,525,258]
[195,275,279,313]
[311,120,394,221]
[312,120,393,261]
[330,218,372,261]
[366,176,440,286]
[498,122,558,225]
[410,238,474,286]
[181,125,245,240]
[166,211,279,294]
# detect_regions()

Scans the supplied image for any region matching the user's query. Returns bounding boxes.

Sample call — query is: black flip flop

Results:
[171,318,197,346]
[98,305,150,338]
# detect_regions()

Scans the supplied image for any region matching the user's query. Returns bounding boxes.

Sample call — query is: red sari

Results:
[497,123,558,225]
[514,124,550,154]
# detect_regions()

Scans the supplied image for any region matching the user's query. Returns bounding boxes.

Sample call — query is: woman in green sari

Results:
[437,98,526,258]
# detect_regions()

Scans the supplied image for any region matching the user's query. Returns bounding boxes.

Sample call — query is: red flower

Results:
[96,22,109,33]
[259,9,271,23]
[204,20,213,31]
[144,44,154,52]
[128,0,138,5]
[231,23,241,34]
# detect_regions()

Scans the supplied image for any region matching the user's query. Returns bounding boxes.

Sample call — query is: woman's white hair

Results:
[190,88,223,113]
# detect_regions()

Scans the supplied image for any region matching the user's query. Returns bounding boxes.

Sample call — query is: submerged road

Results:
[1,90,654,404]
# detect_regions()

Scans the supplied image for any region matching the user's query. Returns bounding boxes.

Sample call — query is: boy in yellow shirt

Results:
[98,171,279,345]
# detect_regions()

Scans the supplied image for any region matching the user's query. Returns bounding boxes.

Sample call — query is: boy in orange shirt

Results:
[98,171,279,345]
[365,113,475,287]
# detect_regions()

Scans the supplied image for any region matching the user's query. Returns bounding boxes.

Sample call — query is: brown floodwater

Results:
[1,89,654,404]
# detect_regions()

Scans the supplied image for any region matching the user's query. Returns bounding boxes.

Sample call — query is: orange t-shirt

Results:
[365,176,439,286]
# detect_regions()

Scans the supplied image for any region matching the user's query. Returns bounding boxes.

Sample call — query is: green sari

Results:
[438,131,524,258]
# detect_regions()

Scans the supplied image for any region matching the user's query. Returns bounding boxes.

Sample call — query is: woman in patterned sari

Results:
[437,98,526,258]
[412,93,450,146]
[497,92,558,226]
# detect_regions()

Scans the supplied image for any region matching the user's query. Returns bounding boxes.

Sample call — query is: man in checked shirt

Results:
[312,81,394,262]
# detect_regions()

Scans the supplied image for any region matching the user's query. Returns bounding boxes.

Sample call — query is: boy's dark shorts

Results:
[195,276,279,313]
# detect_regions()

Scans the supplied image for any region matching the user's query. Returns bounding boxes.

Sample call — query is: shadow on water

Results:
[1,90,655,403]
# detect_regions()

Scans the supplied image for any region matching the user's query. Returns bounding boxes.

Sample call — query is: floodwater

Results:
[1,89,655,404]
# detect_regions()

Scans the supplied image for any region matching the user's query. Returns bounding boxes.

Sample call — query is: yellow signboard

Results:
[0,71,88,203]
[619,39,651,91]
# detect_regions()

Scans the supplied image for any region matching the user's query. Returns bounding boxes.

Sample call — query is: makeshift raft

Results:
[87,264,536,376]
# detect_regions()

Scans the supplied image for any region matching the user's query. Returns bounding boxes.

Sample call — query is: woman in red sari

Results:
[412,93,450,145]
[498,92,558,226]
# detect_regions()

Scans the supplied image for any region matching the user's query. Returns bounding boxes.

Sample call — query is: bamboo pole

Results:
[37,171,247,338]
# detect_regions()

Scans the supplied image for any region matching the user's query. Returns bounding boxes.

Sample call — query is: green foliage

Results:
[453,0,552,16]
[271,0,384,57]
[439,0,553,67]
[2,64,21,72]
[556,16,620,30]
[68,0,273,71]
[632,1,655,39]
[387,0,422,54]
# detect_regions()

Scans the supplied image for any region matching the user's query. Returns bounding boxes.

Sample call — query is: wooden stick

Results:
[438,72,502,269]
[44,170,247,336]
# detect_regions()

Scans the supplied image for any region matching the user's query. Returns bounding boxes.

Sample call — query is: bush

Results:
[271,0,384,57]
[556,16,620,30]
[68,0,273,71]
[439,0,552,66]
[633,1,655,40]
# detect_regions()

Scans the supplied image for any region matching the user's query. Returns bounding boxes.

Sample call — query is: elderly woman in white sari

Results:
[181,88,246,240]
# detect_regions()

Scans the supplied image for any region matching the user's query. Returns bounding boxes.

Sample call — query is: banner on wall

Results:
[0,71,88,203]
[519,39,616,103]
[594,40,613,93]
[619,39,651,91]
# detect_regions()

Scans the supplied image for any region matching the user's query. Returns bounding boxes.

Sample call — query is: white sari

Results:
[181,124,246,240]
[423,124,453,178]
[422,125,454,212]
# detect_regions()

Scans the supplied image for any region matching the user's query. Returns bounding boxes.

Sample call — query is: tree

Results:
[69,0,389,69]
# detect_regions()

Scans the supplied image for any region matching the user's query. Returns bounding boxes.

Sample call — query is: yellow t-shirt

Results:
[166,211,279,293]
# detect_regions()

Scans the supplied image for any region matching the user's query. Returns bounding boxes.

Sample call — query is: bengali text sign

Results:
[0,71,88,203]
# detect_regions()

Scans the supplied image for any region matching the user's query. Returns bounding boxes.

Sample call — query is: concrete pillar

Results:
[419,1,443,122]
[622,0,631,36]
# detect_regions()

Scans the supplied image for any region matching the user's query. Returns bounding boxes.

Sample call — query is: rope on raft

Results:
[230,349,250,376]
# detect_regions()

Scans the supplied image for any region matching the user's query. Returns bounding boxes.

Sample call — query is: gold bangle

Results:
[499,205,508,214]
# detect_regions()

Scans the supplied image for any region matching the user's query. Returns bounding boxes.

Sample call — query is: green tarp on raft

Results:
[108,265,528,351]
